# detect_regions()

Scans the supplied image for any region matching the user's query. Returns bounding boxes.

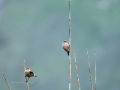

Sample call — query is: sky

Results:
[0,0,120,90]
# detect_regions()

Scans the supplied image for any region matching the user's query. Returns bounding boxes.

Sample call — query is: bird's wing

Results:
[30,71,34,76]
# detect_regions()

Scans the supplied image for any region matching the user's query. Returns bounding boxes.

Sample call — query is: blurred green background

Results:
[0,0,120,90]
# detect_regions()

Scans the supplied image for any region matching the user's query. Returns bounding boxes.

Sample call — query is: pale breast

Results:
[62,43,69,51]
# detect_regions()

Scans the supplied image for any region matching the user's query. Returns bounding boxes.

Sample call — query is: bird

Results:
[25,68,37,82]
[62,41,70,56]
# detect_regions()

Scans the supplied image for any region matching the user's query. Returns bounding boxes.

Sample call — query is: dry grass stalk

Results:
[23,60,29,90]
[95,51,96,90]
[2,72,11,90]
[74,51,80,90]
[86,49,93,90]
[68,0,71,90]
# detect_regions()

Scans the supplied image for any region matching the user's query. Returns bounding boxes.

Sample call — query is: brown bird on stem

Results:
[25,68,37,82]
[62,41,70,56]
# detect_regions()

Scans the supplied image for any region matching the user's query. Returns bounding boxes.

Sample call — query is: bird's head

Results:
[63,41,68,43]
[26,68,30,70]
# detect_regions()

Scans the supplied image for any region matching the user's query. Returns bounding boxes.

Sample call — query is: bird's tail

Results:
[34,74,37,77]
[67,51,69,56]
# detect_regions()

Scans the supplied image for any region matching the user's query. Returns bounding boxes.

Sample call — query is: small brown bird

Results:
[25,68,37,82]
[62,41,69,56]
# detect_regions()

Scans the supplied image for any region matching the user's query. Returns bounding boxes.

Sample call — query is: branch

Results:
[2,72,11,90]
[74,51,80,90]
[23,60,29,90]
[68,0,71,90]
[86,49,93,90]
[95,51,96,90]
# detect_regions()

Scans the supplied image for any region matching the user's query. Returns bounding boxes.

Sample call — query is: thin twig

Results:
[86,48,93,90]
[23,60,29,90]
[95,50,96,90]
[2,72,11,90]
[74,51,80,90]
[68,0,71,90]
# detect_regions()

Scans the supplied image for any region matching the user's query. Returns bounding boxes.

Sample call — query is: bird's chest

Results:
[25,72,31,77]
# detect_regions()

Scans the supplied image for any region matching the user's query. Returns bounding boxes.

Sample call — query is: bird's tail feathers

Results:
[67,51,69,56]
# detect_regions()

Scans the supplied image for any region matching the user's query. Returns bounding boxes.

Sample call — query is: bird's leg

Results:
[28,77,29,81]
[26,77,28,82]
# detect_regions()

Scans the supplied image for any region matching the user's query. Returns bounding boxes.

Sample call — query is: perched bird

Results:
[25,68,37,82]
[62,41,70,56]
